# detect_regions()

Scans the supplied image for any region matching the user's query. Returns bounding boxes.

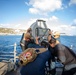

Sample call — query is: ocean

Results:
[60,36,76,53]
[0,35,22,53]
[0,35,76,55]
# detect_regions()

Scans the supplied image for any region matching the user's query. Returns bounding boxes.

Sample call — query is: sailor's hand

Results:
[35,37,40,44]
[48,35,52,42]
[35,37,40,40]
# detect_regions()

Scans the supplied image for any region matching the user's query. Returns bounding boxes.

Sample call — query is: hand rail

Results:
[0,43,20,64]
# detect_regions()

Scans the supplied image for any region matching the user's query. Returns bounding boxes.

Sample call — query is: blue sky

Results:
[0,0,76,35]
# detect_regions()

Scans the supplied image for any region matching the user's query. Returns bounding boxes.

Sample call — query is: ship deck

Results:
[6,67,21,75]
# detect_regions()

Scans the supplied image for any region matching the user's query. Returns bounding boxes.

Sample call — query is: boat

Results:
[0,19,76,75]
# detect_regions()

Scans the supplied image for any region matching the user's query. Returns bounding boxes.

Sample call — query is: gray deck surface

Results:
[6,67,21,75]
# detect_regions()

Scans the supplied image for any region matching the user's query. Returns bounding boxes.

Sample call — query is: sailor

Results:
[48,37,76,75]
[20,33,51,75]
[48,30,60,45]
[26,28,32,33]
[20,28,34,51]
[47,30,57,75]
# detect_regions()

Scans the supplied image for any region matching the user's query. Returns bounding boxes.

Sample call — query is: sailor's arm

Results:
[35,37,40,44]
[58,50,66,64]
[57,45,66,64]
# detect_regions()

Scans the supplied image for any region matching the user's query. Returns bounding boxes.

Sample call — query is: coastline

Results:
[0,33,22,35]
[0,32,76,36]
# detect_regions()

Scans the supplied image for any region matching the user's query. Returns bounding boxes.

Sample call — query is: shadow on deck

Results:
[6,67,21,75]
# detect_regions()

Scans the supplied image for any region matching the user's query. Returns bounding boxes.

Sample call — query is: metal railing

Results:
[0,43,19,64]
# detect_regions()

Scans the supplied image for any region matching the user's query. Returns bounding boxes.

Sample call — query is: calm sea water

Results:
[60,36,76,53]
[0,35,76,53]
[0,35,22,53]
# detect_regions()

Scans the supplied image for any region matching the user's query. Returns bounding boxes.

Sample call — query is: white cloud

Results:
[60,25,76,35]
[69,0,76,5]
[0,24,3,27]
[73,19,76,24]
[26,0,63,15]
[25,1,29,6]
[29,8,39,14]
[71,19,76,26]
[0,24,10,28]
[59,19,76,35]
[49,16,58,21]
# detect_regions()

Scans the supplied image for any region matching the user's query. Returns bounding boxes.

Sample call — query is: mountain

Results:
[0,27,26,35]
